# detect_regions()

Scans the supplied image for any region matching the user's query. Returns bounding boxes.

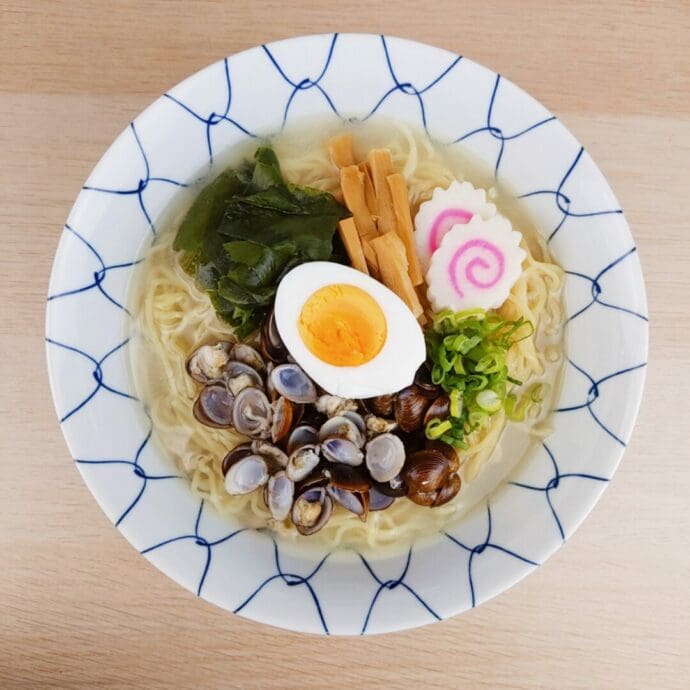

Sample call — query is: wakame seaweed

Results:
[174,145,349,337]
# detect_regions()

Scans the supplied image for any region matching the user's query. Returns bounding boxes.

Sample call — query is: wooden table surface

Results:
[1,1,688,687]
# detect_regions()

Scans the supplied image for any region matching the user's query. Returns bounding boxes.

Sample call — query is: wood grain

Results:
[1,1,688,687]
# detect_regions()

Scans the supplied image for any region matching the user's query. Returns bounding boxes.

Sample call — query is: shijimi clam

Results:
[365,433,405,483]
[193,384,234,428]
[264,472,294,521]
[224,454,269,495]
[185,327,464,533]
[231,387,272,439]
[186,333,465,535]
[186,341,233,384]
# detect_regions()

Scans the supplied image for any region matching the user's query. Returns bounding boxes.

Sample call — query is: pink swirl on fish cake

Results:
[428,208,474,255]
[448,238,505,297]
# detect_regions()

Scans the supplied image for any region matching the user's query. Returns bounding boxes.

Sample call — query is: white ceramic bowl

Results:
[46,34,648,635]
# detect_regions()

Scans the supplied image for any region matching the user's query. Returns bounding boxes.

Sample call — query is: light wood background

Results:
[1,1,688,687]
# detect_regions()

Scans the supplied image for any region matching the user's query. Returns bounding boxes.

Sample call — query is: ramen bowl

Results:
[46,34,648,635]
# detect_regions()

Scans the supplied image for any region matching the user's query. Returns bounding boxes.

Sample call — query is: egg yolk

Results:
[298,284,387,367]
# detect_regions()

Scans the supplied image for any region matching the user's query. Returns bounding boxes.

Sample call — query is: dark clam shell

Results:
[402,449,451,493]
[423,395,450,426]
[425,440,460,474]
[327,463,371,492]
[359,394,395,418]
[433,473,461,507]
[260,309,287,363]
[407,488,438,507]
[414,365,442,398]
[407,472,462,508]
[394,385,433,433]
[372,474,407,498]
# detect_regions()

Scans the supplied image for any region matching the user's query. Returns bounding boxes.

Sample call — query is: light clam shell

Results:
[327,486,368,520]
[365,414,398,438]
[264,471,294,521]
[231,387,272,439]
[193,384,235,428]
[186,341,233,383]
[224,361,263,396]
[224,454,269,495]
[315,395,358,417]
[321,437,364,466]
[291,486,333,535]
[365,433,405,483]
[270,364,317,404]
[250,440,288,470]
[286,425,319,455]
[230,343,265,373]
[286,444,321,482]
[319,416,365,448]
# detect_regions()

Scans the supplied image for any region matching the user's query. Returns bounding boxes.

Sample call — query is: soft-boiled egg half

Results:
[274,263,426,399]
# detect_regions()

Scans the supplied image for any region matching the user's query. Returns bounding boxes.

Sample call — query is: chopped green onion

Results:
[426,418,453,439]
[476,389,503,413]
[424,308,535,448]
[449,389,462,418]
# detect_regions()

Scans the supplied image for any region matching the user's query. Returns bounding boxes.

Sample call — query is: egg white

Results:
[274,262,426,399]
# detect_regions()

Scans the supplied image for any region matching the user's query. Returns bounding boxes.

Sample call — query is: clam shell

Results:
[286,444,321,482]
[271,364,317,404]
[433,473,461,507]
[224,454,269,495]
[231,387,272,439]
[402,449,451,493]
[193,384,235,428]
[264,471,294,521]
[224,361,263,396]
[365,433,405,483]
[292,486,333,535]
[186,341,233,383]
[321,437,364,466]
[319,416,365,448]
[286,425,319,455]
[394,385,432,433]
[221,443,253,476]
[230,343,265,373]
